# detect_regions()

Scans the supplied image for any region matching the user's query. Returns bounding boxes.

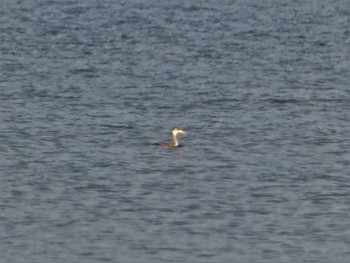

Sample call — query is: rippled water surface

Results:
[1,0,349,262]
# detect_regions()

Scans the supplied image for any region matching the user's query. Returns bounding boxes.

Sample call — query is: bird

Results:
[157,127,186,147]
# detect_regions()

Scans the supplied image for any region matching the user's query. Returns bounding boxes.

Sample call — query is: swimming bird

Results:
[158,127,186,147]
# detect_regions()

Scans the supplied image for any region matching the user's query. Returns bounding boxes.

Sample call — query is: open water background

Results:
[0,0,349,262]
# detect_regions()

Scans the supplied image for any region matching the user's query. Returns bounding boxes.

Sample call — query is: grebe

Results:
[158,127,186,147]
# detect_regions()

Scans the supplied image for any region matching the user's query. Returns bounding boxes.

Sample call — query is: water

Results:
[1,0,349,262]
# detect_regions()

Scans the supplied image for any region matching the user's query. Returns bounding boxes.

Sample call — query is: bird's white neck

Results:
[172,132,179,146]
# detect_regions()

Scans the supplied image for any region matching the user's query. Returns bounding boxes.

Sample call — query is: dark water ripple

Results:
[1,0,349,263]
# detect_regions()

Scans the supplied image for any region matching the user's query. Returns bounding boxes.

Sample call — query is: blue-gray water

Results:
[1,0,349,262]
